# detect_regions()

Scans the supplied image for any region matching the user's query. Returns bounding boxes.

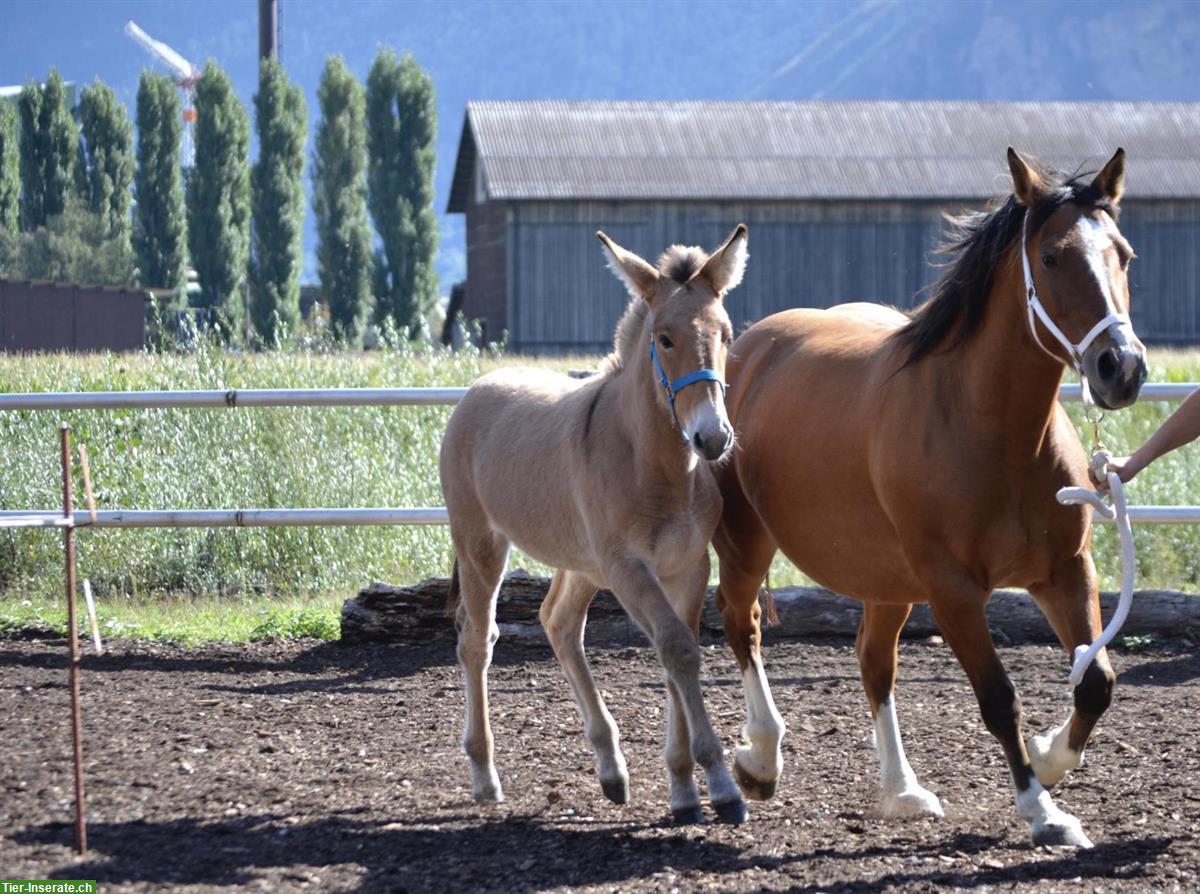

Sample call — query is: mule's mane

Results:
[895,162,1118,367]
[603,244,710,372]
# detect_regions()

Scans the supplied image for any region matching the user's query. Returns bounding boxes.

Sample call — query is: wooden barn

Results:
[447,100,1200,354]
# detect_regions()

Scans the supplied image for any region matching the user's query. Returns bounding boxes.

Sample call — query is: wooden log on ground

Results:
[340,571,1200,645]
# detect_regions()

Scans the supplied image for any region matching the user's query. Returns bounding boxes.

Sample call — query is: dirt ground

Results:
[2,632,1199,893]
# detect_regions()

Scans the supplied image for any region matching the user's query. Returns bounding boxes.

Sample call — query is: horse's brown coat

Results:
[714,149,1145,847]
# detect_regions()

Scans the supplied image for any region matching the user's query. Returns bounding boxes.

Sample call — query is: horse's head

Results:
[1008,147,1147,410]
[597,225,747,461]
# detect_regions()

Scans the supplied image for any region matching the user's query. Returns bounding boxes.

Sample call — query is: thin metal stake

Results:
[60,426,86,855]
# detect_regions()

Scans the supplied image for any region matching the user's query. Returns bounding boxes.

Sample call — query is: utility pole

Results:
[259,0,278,61]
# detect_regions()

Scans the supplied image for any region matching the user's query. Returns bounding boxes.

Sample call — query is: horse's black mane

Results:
[895,162,1118,367]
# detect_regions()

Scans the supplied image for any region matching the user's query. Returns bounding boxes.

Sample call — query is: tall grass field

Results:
[1,343,1198,640]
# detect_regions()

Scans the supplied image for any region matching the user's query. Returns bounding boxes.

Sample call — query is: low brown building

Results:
[0,279,149,353]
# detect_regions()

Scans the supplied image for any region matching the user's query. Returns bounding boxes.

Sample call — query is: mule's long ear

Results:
[693,223,748,297]
[597,231,658,302]
[1092,147,1126,204]
[1007,147,1047,207]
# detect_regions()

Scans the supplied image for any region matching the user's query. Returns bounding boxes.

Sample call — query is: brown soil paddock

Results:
[2,634,1198,892]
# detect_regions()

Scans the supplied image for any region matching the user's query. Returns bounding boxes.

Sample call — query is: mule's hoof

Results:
[600,776,630,805]
[733,757,778,801]
[713,798,750,825]
[877,787,944,820]
[1032,816,1093,849]
[473,787,504,804]
[671,805,706,826]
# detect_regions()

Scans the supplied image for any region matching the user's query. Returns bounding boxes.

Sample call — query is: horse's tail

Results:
[760,585,780,627]
[445,557,461,617]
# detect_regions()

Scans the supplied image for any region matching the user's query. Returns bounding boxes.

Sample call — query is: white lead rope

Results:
[1056,450,1137,688]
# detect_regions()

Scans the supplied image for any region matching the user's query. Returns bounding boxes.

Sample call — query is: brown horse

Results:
[714,149,1145,848]
[440,226,751,824]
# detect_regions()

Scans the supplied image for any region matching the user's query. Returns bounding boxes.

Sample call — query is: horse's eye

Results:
[722,332,733,346]
[1041,254,1057,269]
[658,335,674,350]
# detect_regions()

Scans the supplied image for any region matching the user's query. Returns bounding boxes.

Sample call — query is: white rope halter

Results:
[1056,451,1136,688]
[1020,214,1130,409]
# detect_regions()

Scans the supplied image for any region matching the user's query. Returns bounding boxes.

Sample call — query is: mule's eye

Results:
[1041,254,1057,269]
[658,335,674,350]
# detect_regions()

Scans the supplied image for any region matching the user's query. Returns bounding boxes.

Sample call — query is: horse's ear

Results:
[597,231,658,303]
[693,223,748,297]
[1007,147,1046,207]
[1092,148,1126,204]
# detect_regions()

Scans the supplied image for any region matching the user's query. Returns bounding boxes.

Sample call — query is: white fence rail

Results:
[0,381,1191,411]
[1,382,1198,530]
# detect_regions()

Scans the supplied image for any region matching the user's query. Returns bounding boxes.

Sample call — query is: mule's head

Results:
[1008,147,1147,410]
[596,225,747,461]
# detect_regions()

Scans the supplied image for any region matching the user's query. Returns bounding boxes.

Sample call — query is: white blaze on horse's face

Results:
[1013,147,1147,410]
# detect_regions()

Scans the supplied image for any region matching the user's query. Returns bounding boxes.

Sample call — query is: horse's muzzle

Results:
[1087,344,1147,410]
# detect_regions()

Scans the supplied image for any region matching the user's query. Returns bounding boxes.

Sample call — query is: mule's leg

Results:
[856,602,943,819]
[453,531,511,803]
[658,561,717,823]
[606,556,747,824]
[931,590,1092,848]
[538,569,630,804]
[713,476,785,801]
[1026,555,1115,789]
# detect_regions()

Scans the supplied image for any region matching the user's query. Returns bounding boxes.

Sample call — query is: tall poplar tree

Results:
[366,49,438,335]
[0,101,18,234]
[77,79,134,244]
[249,57,307,345]
[134,72,187,294]
[18,68,78,231]
[313,55,373,343]
[187,62,251,342]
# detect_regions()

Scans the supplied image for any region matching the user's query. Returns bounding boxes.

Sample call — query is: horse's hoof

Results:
[1032,816,1093,849]
[671,805,706,826]
[876,787,944,820]
[1027,731,1079,790]
[713,798,750,825]
[600,776,630,805]
[733,757,778,801]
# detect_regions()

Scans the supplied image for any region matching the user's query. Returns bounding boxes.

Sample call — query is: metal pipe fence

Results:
[1,382,1197,529]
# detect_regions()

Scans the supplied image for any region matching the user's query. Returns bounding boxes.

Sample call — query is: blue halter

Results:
[648,329,727,438]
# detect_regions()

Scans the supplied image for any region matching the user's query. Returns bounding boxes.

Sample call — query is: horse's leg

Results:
[1025,554,1115,789]
[713,474,785,801]
[856,602,943,819]
[538,569,630,804]
[658,559,717,823]
[453,530,511,803]
[605,556,747,824]
[930,588,1092,847]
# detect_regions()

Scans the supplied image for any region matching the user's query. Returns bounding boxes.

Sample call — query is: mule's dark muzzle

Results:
[693,429,733,462]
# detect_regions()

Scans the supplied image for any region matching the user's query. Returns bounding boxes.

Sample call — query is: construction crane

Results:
[124,20,200,169]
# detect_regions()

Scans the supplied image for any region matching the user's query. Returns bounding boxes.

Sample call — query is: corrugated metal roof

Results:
[447,100,1200,211]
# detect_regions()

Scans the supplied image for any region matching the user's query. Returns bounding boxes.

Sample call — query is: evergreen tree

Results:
[77,79,134,244]
[18,68,78,231]
[313,55,373,344]
[0,101,18,234]
[366,49,439,335]
[250,57,307,345]
[134,72,187,295]
[187,62,251,342]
